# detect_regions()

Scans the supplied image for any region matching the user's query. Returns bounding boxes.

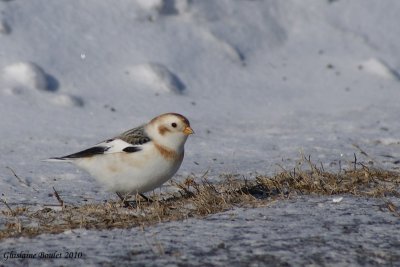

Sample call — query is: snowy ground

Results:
[1,196,399,266]
[0,0,399,266]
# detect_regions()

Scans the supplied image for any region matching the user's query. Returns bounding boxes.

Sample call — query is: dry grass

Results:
[256,157,400,198]
[1,157,399,240]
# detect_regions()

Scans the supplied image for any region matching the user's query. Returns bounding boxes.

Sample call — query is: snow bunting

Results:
[47,113,193,199]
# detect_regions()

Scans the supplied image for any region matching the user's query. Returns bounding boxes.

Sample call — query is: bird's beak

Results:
[183,126,194,135]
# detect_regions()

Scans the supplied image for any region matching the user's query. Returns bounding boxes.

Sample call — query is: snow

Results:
[136,0,163,11]
[0,0,399,265]
[1,196,399,266]
[2,62,48,91]
[128,62,186,94]
[361,58,400,80]
[332,197,343,203]
[48,93,84,108]
[0,19,10,35]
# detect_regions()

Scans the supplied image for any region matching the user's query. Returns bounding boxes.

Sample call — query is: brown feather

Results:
[158,125,171,136]
[154,142,181,161]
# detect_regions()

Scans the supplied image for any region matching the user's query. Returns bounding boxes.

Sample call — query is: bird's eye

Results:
[171,122,177,128]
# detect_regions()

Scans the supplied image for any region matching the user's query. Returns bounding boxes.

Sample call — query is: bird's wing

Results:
[47,139,144,161]
[46,125,151,161]
[117,124,152,145]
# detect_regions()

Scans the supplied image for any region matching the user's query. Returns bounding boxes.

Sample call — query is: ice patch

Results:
[332,197,343,203]
[2,62,49,91]
[360,58,400,80]
[128,63,185,94]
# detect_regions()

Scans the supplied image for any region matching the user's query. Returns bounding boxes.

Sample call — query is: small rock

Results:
[217,243,225,249]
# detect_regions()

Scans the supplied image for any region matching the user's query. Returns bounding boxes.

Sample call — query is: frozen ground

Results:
[0,0,399,266]
[1,196,399,266]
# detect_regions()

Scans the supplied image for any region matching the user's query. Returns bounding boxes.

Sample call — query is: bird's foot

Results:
[116,192,135,208]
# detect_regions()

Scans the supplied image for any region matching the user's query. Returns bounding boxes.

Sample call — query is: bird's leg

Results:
[139,193,153,203]
[116,191,125,201]
[116,192,132,208]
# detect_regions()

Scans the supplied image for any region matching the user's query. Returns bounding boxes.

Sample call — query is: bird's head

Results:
[146,113,194,151]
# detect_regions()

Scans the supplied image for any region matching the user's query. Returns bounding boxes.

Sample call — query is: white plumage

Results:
[46,113,193,196]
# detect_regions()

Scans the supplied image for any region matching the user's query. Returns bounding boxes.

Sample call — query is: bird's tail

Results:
[42,157,73,163]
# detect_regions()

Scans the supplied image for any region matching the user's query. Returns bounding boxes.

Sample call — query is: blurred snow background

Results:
[1,0,400,202]
[0,0,399,264]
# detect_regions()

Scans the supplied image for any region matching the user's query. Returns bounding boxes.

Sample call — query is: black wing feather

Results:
[122,146,142,153]
[53,125,150,160]
[62,146,110,159]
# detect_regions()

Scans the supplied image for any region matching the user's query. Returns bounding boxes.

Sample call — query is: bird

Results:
[46,113,194,204]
